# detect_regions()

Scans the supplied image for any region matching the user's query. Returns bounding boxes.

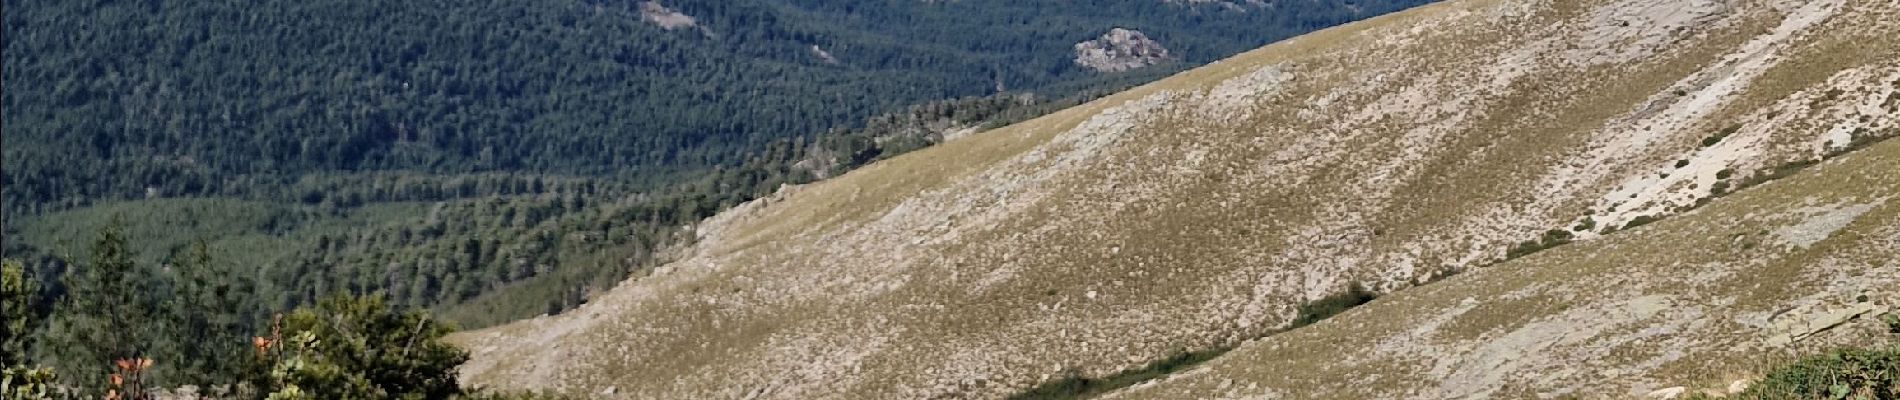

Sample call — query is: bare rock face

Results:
[1073,28,1171,72]
[639,1,697,30]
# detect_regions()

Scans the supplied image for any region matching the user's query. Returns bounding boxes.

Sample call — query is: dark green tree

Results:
[264,294,467,400]
[160,241,253,387]
[43,220,164,393]
[2,259,40,367]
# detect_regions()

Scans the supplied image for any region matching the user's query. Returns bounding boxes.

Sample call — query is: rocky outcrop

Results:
[639,1,697,31]
[1073,28,1171,72]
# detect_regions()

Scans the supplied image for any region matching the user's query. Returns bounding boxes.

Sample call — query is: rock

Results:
[639,2,698,30]
[1727,378,1753,394]
[1767,302,1892,346]
[1646,386,1687,399]
[601,386,618,395]
[1073,28,1170,72]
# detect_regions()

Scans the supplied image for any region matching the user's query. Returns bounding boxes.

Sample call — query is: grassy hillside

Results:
[453,0,1900,398]
[1109,137,1900,399]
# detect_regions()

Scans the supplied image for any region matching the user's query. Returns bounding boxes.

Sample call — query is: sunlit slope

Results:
[455,0,1900,398]
[1110,137,1900,400]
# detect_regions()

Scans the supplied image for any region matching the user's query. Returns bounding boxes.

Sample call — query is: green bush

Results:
[1506,229,1576,260]
[1005,348,1228,400]
[1290,285,1381,329]
[1622,215,1662,231]
[1005,285,1381,400]
[1703,125,1742,147]
[1730,344,1900,400]
[262,295,468,400]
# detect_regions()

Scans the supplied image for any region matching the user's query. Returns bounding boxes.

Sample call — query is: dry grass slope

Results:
[453,0,1900,398]
[1106,138,1900,399]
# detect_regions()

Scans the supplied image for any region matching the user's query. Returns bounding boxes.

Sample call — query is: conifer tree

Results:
[161,241,252,387]
[44,220,163,393]
[2,260,40,367]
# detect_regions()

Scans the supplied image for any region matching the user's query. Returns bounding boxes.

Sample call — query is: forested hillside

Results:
[1,0,1427,214]
[1,0,1432,338]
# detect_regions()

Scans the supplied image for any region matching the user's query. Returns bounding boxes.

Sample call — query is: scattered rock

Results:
[1727,378,1753,394]
[639,1,698,30]
[1074,28,1171,72]
[1646,386,1687,399]
[1773,201,1883,248]
[811,45,840,64]
[1767,302,1892,346]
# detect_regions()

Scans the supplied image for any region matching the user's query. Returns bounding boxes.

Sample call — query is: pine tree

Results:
[2,259,40,367]
[161,241,252,387]
[44,220,163,393]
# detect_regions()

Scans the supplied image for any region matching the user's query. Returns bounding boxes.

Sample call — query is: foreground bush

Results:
[260,295,467,400]
[1711,315,1900,400]
[1730,344,1900,400]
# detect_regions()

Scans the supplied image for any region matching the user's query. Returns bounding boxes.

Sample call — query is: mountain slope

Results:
[454,0,1900,397]
[1108,137,1900,399]
[2,0,1434,330]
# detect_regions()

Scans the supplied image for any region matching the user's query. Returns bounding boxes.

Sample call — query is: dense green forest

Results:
[4,91,1112,328]
[1,0,1434,365]
[1,0,1428,214]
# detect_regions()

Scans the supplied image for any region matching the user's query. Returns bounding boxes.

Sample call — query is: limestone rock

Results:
[1074,28,1170,72]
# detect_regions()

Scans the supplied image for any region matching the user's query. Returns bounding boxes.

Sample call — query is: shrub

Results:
[1730,345,1900,400]
[1573,217,1598,232]
[260,295,468,400]
[1506,229,1576,260]
[1699,125,1742,147]
[1005,285,1380,400]
[1005,348,1227,400]
[1290,284,1380,329]
[1622,215,1662,230]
